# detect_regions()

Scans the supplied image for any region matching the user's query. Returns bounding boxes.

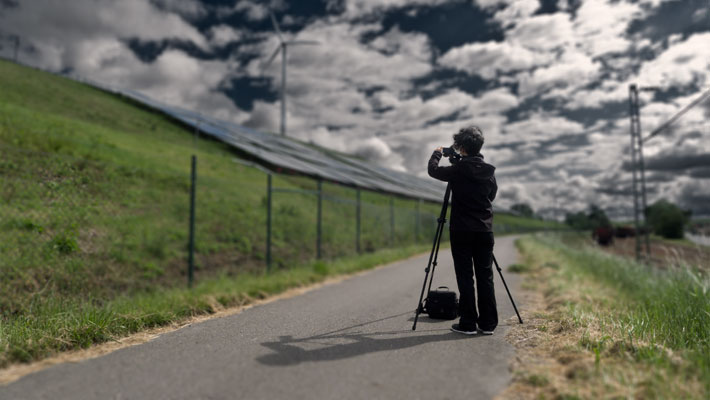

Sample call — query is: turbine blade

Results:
[286,40,320,46]
[269,11,284,42]
[261,46,281,74]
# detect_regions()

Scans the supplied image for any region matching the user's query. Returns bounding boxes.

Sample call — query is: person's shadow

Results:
[256,311,482,366]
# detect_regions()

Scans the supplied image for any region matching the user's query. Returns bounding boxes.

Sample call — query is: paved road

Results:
[1,236,522,400]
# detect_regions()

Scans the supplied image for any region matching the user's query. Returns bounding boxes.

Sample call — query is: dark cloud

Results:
[689,167,710,179]
[378,1,503,53]
[535,0,559,15]
[645,153,710,172]
[410,67,491,100]
[537,133,591,150]
[0,0,18,9]
[679,184,710,216]
[644,171,678,183]
[221,76,277,111]
[627,0,709,43]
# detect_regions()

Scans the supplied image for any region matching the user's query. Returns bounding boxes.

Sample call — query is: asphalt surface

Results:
[1,235,522,400]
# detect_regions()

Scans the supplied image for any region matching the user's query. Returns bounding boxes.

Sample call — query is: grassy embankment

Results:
[502,233,709,399]
[0,59,561,367]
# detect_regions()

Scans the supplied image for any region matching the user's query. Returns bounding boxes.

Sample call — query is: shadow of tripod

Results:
[256,311,477,366]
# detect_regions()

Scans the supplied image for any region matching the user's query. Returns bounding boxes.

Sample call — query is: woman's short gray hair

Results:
[453,125,484,155]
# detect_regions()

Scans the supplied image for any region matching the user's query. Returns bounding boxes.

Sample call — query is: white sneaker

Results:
[478,329,494,335]
[451,324,477,335]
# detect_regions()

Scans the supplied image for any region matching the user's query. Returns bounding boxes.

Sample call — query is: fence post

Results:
[416,199,421,242]
[356,188,361,253]
[266,173,272,272]
[13,36,19,63]
[187,155,197,288]
[390,196,395,245]
[317,179,323,259]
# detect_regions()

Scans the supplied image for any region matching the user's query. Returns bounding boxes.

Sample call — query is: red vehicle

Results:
[593,227,614,246]
[614,226,635,238]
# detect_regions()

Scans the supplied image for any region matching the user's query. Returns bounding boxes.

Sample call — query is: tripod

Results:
[412,183,523,331]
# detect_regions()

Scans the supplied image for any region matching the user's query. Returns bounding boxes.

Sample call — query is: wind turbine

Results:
[261,11,319,137]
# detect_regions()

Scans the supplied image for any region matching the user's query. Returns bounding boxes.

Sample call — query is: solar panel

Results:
[97,86,450,202]
[76,77,511,213]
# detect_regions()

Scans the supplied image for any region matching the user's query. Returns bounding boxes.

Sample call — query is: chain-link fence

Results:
[1,138,551,316]
[265,176,442,268]
[0,144,445,314]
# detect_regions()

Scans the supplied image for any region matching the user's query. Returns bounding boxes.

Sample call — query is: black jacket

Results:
[428,151,497,232]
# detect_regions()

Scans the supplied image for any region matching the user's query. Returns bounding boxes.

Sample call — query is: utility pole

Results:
[628,84,652,262]
[13,36,19,63]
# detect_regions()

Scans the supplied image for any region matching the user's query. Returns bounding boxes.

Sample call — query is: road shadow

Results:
[256,311,483,366]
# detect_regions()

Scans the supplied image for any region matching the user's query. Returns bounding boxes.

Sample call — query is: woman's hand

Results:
[434,146,443,153]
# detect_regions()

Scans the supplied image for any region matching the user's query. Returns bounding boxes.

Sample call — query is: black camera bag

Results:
[424,286,458,320]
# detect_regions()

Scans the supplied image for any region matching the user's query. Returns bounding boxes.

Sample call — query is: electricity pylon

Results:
[628,84,651,262]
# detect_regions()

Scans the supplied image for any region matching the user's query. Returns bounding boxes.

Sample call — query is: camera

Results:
[442,147,461,162]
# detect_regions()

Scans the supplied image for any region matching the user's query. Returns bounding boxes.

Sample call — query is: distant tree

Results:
[511,203,535,218]
[565,211,590,230]
[564,204,611,230]
[645,199,691,239]
[587,204,612,229]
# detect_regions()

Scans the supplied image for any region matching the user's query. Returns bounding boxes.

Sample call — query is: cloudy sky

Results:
[1,0,709,218]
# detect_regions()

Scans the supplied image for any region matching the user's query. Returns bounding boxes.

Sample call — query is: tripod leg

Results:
[413,184,452,331]
[492,254,523,324]
[412,220,445,330]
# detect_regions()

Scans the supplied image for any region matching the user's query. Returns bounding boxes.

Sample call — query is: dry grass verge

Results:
[498,234,708,400]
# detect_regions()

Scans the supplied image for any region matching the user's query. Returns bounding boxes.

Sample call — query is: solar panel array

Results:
[92,86,449,202]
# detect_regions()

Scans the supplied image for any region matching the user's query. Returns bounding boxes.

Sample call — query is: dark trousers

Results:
[449,230,497,331]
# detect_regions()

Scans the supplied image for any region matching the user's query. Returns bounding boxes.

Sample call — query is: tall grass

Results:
[529,234,710,384]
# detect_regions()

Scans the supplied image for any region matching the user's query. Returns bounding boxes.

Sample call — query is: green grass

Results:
[0,58,560,366]
[507,263,531,273]
[495,213,567,231]
[519,233,710,394]
[0,244,430,366]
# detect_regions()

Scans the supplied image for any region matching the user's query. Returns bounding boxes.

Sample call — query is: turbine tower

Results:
[261,11,319,137]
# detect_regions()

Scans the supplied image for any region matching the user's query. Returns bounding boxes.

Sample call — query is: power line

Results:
[644,87,710,143]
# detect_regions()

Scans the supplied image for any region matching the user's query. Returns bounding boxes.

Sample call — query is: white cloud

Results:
[561,80,628,109]
[439,41,549,79]
[150,0,208,20]
[77,40,242,122]
[490,0,540,27]
[573,0,641,57]
[508,13,574,51]
[234,1,270,22]
[338,0,452,18]
[0,0,209,72]
[637,32,710,89]
[353,137,393,160]
[208,25,245,48]
[518,50,601,96]
[217,0,287,21]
